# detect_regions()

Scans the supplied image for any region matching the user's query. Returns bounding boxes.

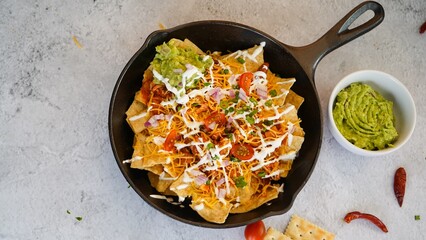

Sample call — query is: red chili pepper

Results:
[420,21,426,34]
[344,211,388,233]
[394,167,407,207]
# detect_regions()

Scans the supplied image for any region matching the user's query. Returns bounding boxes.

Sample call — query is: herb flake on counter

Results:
[415,215,421,221]
[75,216,83,221]
[66,210,71,214]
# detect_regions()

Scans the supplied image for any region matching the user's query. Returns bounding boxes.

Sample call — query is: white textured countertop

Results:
[1,1,425,239]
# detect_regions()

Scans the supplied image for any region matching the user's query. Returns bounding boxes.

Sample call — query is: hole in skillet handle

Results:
[337,1,385,34]
[286,1,384,85]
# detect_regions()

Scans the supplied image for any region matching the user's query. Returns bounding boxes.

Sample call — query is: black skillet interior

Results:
[109,1,384,228]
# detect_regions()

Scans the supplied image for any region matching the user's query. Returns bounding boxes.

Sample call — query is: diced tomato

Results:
[238,72,253,95]
[231,143,254,160]
[204,112,227,130]
[164,129,179,151]
[244,220,266,240]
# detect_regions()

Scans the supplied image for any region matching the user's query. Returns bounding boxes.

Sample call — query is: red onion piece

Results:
[228,89,235,98]
[222,160,230,167]
[256,85,268,99]
[194,174,209,186]
[190,169,203,176]
[238,88,248,102]
[216,178,225,187]
[207,87,223,102]
[217,188,226,199]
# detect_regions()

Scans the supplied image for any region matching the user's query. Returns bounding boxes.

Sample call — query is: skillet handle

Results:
[288,1,384,84]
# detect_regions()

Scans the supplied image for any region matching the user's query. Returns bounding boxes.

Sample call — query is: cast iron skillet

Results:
[109,1,384,228]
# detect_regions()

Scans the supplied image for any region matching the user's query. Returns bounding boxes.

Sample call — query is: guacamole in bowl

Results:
[332,82,398,150]
[328,70,416,157]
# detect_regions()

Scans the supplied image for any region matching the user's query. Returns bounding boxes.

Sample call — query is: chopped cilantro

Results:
[219,100,229,109]
[246,115,255,124]
[75,216,83,221]
[249,97,258,105]
[222,69,230,74]
[263,120,274,126]
[227,107,235,113]
[212,155,219,160]
[207,142,215,150]
[236,109,245,114]
[177,105,183,111]
[231,91,240,103]
[193,78,200,86]
[265,99,273,107]
[237,57,245,64]
[234,176,247,188]
[242,105,251,112]
[248,109,258,117]
[269,89,277,97]
[203,82,211,87]
[230,156,240,162]
[227,133,234,140]
[258,172,266,178]
[206,179,211,185]
[191,103,200,107]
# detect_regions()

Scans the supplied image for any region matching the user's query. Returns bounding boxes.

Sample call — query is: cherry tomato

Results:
[238,72,253,95]
[204,112,227,129]
[244,220,266,240]
[231,143,254,160]
[164,129,179,151]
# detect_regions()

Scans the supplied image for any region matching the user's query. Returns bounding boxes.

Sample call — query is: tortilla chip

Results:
[280,104,299,123]
[279,136,305,155]
[141,165,164,175]
[219,45,264,73]
[169,172,192,198]
[279,161,293,178]
[284,215,335,240]
[267,72,296,105]
[147,171,175,193]
[183,39,205,55]
[230,185,279,213]
[167,38,205,55]
[285,90,304,110]
[190,200,232,224]
[126,93,150,134]
[264,227,291,240]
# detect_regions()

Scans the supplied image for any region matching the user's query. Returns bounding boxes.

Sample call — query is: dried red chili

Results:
[420,21,426,34]
[344,211,388,233]
[394,167,407,207]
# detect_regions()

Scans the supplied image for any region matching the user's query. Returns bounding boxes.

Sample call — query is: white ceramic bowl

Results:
[328,70,416,156]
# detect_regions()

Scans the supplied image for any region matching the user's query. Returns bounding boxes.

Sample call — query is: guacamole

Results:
[151,39,213,89]
[332,82,398,150]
